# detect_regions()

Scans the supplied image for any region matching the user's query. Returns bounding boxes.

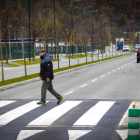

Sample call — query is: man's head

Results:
[39,49,46,57]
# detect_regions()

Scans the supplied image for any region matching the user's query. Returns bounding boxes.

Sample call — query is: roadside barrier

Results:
[128,104,140,140]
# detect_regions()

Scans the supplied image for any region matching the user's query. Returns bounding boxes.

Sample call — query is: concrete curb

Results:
[0,54,133,91]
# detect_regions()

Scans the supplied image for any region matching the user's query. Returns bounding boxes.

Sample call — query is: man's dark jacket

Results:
[39,54,54,80]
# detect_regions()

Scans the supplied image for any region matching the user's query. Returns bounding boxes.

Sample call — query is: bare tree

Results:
[0,0,13,82]
[11,0,28,76]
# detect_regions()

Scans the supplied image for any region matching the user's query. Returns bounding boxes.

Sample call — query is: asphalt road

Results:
[0,51,128,80]
[0,54,138,140]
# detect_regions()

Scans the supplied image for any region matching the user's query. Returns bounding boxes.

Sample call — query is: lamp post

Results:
[28,0,31,61]
[103,20,108,58]
[84,5,92,63]
[71,0,80,57]
[100,14,106,60]
[91,10,99,62]
[53,0,56,59]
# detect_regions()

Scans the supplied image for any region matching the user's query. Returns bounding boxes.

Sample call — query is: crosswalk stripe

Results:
[0,101,46,126]
[27,101,82,127]
[73,101,115,126]
[68,130,92,140]
[0,100,16,108]
[17,130,45,140]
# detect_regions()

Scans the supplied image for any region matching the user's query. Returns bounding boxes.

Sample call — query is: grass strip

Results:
[64,54,87,59]
[0,53,130,87]
[1,62,20,67]
[13,60,36,65]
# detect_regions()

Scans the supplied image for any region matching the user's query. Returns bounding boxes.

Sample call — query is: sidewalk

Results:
[0,52,131,81]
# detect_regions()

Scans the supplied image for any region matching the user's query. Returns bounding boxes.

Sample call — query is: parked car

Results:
[123,46,129,51]
[137,48,140,63]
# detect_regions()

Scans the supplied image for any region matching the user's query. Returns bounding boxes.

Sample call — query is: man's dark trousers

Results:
[41,80,62,103]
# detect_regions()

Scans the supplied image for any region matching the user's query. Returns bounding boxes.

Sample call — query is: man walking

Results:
[37,49,63,105]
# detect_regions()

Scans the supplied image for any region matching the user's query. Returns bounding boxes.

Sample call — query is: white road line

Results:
[117,68,120,70]
[27,101,82,127]
[68,130,92,140]
[101,75,105,78]
[0,100,16,108]
[113,70,116,72]
[107,72,111,74]
[121,66,124,68]
[64,90,75,96]
[80,84,87,87]
[0,101,43,126]
[73,101,115,126]
[91,79,98,82]
[17,130,45,140]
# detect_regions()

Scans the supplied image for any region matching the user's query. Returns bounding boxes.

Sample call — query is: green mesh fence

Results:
[0,43,95,60]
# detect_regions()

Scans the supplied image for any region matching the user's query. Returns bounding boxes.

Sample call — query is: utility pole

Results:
[71,1,73,56]
[100,14,106,60]
[91,10,99,62]
[28,0,31,61]
[91,12,94,62]
[53,0,56,59]
[83,4,92,63]
[83,1,87,63]
[71,0,80,57]
[0,1,4,82]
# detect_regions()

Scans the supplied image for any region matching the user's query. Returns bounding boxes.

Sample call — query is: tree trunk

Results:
[68,40,70,67]
[57,41,59,69]
[21,29,27,77]
[45,39,48,54]
[4,39,9,64]
[32,42,35,61]
[0,18,4,82]
[51,35,53,58]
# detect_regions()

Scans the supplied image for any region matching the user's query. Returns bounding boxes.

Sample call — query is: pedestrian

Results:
[37,49,63,105]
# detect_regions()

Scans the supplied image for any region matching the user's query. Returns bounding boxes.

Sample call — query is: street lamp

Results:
[83,5,92,63]
[103,20,108,58]
[100,14,106,60]
[91,10,99,62]
[71,0,80,57]
[28,0,31,62]
[53,0,56,59]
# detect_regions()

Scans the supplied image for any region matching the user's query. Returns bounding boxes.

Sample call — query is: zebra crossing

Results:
[0,99,132,140]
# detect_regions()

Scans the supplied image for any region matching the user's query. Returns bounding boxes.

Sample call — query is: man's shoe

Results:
[37,101,46,105]
[57,97,63,105]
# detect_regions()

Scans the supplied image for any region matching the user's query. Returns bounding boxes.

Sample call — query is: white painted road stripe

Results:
[68,130,92,140]
[17,130,45,140]
[113,70,116,72]
[101,75,105,78]
[27,101,82,127]
[117,68,120,70]
[64,90,75,96]
[0,100,16,108]
[0,101,43,126]
[107,72,111,74]
[91,79,98,82]
[80,84,87,87]
[121,66,124,68]
[73,101,115,126]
